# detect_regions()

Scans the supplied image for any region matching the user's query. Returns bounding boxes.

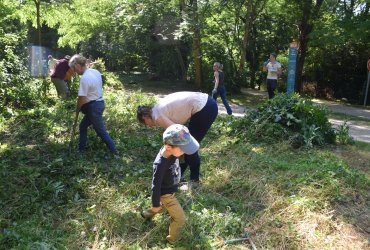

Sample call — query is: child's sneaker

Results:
[179,180,199,192]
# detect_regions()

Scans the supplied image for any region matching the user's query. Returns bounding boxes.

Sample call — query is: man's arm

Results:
[76,96,89,112]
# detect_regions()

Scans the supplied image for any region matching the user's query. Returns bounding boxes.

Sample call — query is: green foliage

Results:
[0,84,369,249]
[230,93,336,147]
[335,122,355,145]
[0,2,39,115]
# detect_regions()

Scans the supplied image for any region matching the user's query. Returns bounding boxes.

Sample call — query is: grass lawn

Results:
[0,75,369,249]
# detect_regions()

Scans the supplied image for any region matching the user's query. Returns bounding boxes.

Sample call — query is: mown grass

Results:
[0,78,369,249]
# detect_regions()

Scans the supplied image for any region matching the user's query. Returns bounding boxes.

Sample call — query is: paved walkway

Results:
[216,88,370,143]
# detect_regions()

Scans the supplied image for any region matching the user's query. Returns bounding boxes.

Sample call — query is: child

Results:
[141,124,200,244]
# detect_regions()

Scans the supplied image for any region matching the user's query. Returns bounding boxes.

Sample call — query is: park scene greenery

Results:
[1,0,369,249]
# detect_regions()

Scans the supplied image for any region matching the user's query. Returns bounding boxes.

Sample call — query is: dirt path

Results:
[220,88,370,143]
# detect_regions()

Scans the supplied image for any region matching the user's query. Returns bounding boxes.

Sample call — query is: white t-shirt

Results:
[152,92,208,125]
[266,61,281,80]
[78,68,104,102]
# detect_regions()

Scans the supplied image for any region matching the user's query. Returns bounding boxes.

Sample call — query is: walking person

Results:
[137,91,218,184]
[263,52,282,99]
[69,54,117,154]
[141,124,199,245]
[212,62,232,115]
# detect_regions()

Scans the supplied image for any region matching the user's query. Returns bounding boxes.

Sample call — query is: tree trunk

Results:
[177,0,187,81]
[191,0,203,89]
[175,46,187,81]
[295,0,323,93]
[34,0,41,45]
[238,0,253,73]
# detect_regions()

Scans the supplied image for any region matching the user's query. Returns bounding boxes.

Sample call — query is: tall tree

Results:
[294,0,324,93]
[16,0,53,45]
[190,0,203,89]
[238,0,267,88]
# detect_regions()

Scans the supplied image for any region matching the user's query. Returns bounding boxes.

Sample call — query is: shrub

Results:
[230,93,336,147]
[0,8,38,116]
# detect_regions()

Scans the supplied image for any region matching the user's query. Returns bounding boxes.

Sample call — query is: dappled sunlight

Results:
[1,84,369,249]
[330,119,370,143]
[251,146,264,154]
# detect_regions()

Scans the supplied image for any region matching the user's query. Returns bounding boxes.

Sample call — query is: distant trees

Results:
[1,0,369,104]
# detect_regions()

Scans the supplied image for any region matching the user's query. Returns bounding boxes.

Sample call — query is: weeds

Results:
[229,93,338,148]
[0,79,369,249]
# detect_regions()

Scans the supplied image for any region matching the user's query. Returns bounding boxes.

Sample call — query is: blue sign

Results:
[287,47,297,94]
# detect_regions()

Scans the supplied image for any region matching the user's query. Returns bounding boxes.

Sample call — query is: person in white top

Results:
[137,91,218,183]
[69,54,117,154]
[263,52,282,99]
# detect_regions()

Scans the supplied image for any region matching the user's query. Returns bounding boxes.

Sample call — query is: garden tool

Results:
[224,228,257,250]
[69,111,79,151]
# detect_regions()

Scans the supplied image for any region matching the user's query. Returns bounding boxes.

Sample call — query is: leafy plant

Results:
[335,121,354,145]
[230,93,336,147]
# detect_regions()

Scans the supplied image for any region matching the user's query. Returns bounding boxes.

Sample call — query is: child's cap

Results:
[163,124,199,155]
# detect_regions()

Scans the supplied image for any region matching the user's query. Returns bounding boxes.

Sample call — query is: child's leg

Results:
[160,193,185,244]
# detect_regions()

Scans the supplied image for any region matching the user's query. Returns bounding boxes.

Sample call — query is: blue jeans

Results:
[79,100,117,153]
[267,79,277,99]
[181,96,218,181]
[212,85,232,115]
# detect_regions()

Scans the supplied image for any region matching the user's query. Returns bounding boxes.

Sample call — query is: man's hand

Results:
[212,88,217,96]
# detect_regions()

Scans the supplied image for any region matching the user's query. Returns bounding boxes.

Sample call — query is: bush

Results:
[0,31,37,116]
[230,93,336,147]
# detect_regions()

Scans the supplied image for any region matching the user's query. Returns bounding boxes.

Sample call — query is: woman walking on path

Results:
[212,62,232,115]
[137,91,218,183]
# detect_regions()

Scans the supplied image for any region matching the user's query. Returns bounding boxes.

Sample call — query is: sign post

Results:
[287,42,298,94]
[364,59,370,107]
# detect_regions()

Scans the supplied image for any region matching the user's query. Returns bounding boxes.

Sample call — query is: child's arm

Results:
[151,155,166,211]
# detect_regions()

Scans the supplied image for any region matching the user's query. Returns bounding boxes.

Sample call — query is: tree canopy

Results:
[2,0,370,103]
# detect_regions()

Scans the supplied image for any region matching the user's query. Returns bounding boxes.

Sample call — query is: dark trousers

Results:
[212,85,232,115]
[79,100,117,153]
[267,79,277,99]
[181,96,218,181]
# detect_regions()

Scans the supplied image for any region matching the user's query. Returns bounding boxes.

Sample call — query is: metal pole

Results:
[364,71,370,107]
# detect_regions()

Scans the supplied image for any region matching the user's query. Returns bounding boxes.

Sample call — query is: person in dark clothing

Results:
[50,55,71,99]
[212,62,232,115]
[141,124,199,245]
